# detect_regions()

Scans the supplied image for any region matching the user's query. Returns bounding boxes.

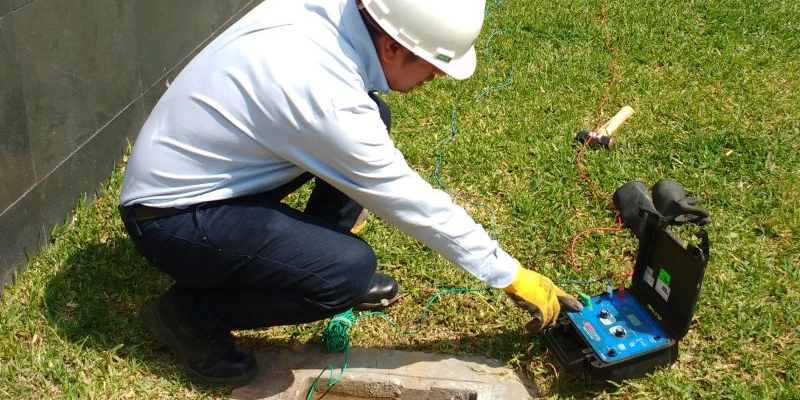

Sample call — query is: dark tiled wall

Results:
[0,0,260,291]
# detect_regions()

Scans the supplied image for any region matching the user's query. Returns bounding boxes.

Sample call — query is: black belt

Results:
[122,204,188,222]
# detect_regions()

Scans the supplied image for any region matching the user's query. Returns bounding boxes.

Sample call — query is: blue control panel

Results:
[565,290,672,363]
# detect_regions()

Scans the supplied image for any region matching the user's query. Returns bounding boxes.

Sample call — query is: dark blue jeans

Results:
[121,92,391,332]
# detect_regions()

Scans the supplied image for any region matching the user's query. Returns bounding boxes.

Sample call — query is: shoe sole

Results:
[143,302,257,388]
[353,292,402,311]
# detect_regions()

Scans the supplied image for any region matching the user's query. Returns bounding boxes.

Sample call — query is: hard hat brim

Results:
[429,45,477,81]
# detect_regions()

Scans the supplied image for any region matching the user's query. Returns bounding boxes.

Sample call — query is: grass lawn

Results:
[1,0,798,398]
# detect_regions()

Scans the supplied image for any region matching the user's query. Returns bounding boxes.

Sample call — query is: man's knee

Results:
[339,239,377,284]
[322,239,377,306]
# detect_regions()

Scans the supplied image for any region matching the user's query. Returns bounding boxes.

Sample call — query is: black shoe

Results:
[354,272,400,311]
[143,289,257,387]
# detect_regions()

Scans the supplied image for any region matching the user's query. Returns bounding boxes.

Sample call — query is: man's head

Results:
[358,0,486,92]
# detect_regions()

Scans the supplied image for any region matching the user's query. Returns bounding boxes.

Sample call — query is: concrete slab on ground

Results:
[232,346,536,400]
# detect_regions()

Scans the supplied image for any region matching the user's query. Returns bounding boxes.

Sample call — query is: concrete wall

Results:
[0,0,260,292]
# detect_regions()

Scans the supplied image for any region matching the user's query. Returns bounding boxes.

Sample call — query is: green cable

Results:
[306,286,492,399]
[433,26,513,242]
[555,277,609,286]
[323,309,355,352]
[309,2,529,398]
[307,277,615,398]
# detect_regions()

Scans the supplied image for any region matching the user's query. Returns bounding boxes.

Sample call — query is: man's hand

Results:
[504,263,583,331]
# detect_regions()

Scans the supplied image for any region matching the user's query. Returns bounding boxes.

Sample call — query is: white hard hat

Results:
[360,0,486,80]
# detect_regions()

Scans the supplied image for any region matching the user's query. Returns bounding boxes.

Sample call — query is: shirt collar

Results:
[340,0,390,93]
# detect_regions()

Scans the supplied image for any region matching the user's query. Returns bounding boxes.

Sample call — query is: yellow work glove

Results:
[504,262,583,331]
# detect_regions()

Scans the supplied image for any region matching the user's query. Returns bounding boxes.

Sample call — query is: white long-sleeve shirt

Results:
[120,0,517,288]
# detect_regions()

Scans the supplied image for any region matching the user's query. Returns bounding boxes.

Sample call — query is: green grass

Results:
[2,0,798,398]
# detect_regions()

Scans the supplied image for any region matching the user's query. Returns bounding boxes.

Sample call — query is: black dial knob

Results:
[599,309,610,318]
[614,327,626,337]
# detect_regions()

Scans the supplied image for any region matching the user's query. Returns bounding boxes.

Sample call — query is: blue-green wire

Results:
[306,286,492,399]
[433,26,513,242]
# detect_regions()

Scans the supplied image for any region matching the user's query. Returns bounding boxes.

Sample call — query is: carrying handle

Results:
[542,324,587,372]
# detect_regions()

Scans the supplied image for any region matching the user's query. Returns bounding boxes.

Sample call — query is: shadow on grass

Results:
[548,371,622,398]
[528,331,623,398]
[42,236,164,352]
[36,237,527,396]
[40,234,608,398]
[40,235,232,395]
[519,330,625,398]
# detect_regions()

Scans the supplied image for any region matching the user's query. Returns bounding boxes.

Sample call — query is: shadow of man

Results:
[42,235,234,395]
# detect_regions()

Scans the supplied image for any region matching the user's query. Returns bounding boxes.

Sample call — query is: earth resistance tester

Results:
[543,212,710,382]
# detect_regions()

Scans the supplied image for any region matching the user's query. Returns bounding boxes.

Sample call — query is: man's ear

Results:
[375,36,404,64]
